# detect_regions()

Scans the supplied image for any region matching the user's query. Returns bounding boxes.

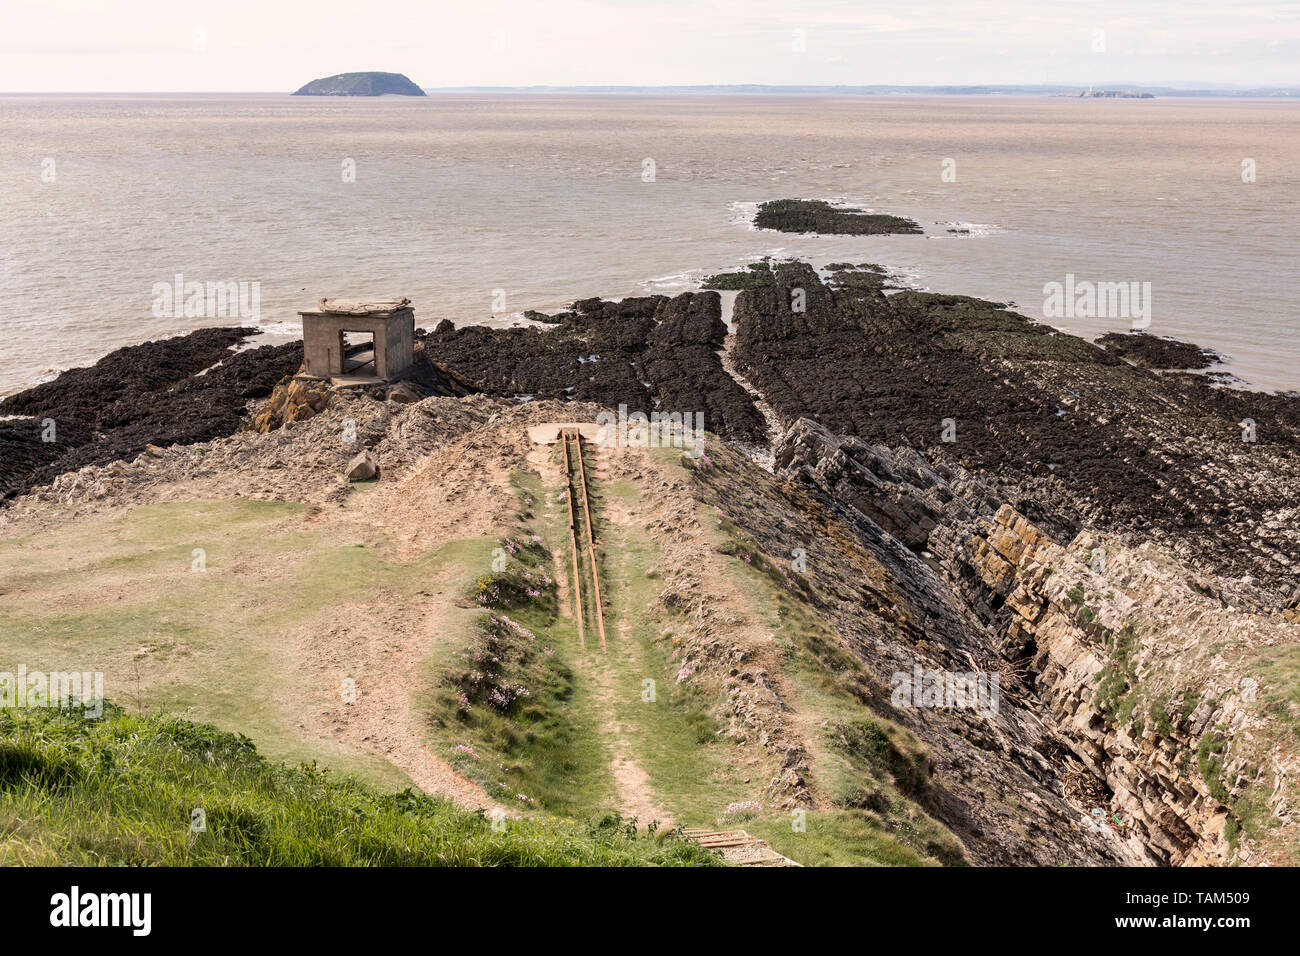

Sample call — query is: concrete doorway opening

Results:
[341,331,376,375]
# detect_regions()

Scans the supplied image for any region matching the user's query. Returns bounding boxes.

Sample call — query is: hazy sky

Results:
[3,0,1298,91]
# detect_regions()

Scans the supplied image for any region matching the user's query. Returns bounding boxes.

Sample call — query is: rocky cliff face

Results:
[773,417,1299,865]
[728,260,1300,603]
[961,506,1294,864]
[687,425,1138,864]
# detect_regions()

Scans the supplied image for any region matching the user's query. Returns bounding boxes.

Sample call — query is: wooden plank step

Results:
[682,827,802,866]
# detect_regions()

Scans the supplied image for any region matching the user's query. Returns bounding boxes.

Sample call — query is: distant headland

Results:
[1059,89,1155,99]
[292,72,425,96]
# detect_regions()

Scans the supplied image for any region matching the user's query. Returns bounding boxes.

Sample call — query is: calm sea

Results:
[1,93,1296,395]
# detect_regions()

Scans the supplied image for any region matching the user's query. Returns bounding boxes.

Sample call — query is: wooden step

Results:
[682,827,802,867]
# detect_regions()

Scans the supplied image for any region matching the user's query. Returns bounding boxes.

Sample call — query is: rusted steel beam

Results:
[571,432,608,653]
[561,430,586,651]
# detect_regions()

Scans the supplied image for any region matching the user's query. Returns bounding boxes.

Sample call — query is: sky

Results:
[2,0,1298,92]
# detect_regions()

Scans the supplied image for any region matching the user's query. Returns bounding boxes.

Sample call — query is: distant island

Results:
[292,72,425,96]
[1060,89,1155,99]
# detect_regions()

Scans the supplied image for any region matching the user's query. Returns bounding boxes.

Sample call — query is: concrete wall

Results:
[299,308,414,380]
[383,312,414,381]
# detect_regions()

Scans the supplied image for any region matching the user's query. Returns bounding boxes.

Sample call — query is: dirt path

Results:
[287,424,556,813]
[292,553,502,813]
[590,661,675,827]
[564,442,676,827]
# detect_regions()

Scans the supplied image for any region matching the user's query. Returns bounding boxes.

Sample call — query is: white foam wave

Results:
[933,221,1005,238]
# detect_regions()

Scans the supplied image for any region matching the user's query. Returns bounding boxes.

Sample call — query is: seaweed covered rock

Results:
[424,291,767,442]
[754,199,922,236]
[1097,332,1219,370]
[728,261,1300,597]
[0,329,303,500]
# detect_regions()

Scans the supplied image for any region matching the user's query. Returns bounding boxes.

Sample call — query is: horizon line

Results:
[3,83,1299,97]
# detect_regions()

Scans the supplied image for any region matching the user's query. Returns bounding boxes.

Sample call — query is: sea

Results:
[1,92,1296,396]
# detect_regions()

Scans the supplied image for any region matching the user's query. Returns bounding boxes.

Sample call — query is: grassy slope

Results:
[0,706,719,866]
[3,438,971,866]
[0,497,487,789]
[423,447,965,865]
[696,498,966,866]
[422,453,744,826]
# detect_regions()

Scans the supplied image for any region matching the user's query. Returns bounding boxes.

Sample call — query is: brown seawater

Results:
[1,92,1296,395]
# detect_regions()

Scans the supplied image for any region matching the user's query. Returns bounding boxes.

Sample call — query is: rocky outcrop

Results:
[753,199,922,235]
[251,378,331,431]
[729,260,1300,602]
[959,506,1292,864]
[772,416,1299,865]
[426,291,768,443]
[2,393,501,515]
[0,330,302,501]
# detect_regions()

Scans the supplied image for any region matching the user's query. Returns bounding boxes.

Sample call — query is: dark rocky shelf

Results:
[753,199,922,236]
[1096,331,1219,369]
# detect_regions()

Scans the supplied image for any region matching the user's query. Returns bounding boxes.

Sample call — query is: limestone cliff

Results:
[773,417,1298,865]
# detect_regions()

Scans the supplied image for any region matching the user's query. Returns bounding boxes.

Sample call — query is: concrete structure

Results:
[527,422,604,444]
[299,298,415,384]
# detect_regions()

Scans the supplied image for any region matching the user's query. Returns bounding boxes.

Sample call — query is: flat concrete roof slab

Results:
[310,297,411,316]
[527,422,604,444]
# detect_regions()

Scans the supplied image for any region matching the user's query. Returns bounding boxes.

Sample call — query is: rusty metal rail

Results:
[561,430,586,651]
[561,429,605,652]
[571,431,608,653]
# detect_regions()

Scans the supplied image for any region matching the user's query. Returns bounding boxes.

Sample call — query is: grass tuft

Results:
[0,704,721,866]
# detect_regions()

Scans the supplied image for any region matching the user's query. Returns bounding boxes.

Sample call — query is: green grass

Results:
[1256,644,1300,741]
[424,472,615,817]
[0,705,721,866]
[0,498,491,789]
[1196,730,1229,803]
[424,466,776,838]
[427,609,613,816]
[830,718,930,801]
[595,481,736,823]
[1094,622,1143,725]
[744,810,944,867]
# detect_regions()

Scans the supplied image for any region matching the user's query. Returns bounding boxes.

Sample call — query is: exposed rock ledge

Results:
[775,417,1298,865]
[961,506,1295,865]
